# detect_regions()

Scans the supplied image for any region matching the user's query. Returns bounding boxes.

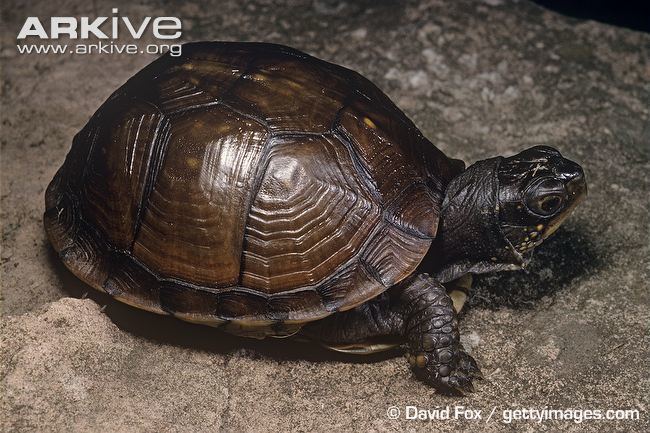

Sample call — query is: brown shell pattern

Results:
[44,42,464,337]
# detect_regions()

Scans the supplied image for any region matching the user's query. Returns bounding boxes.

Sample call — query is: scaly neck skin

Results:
[420,157,528,283]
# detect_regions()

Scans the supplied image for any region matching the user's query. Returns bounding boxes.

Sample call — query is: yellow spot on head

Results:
[363,117,377,129]
[536,224,544,231]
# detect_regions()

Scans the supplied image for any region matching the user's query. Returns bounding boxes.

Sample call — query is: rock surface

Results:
[1,0,649,431]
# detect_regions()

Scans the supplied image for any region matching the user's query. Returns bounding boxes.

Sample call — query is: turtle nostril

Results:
[566,172,587,200]
[559,161,584,182]
[561,161,586,198]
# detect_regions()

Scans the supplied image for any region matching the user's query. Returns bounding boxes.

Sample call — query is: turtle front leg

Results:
[400,274,481,394]
[303,273,481,394]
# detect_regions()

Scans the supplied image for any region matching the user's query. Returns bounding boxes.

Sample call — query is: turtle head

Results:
[497,145,587,254]
[429,145,586,283]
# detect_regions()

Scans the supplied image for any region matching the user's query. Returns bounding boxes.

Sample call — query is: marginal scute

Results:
[317,260,385,312]
[216,290,268,320]
[44,190,77,254]
[104,253,163,314]
[211,316,303,338]
[267,290,328,322]
[159,282,221,318]
[59,218,110,294]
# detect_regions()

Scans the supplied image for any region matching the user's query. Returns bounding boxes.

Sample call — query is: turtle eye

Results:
[524,177,566,217]
[537,194,563,215]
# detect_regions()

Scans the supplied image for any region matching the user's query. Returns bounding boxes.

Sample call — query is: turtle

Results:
[44,41,587,394]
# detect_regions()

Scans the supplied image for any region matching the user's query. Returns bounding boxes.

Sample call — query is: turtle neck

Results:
[420,157,531,283]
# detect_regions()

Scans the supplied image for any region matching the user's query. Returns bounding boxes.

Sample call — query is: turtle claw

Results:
[444,373,474,395]
[439,351,481,395]
[409,349,482,395]
[458,350,483,380]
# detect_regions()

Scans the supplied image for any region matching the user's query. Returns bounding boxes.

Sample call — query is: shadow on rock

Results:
[46,245,400,364]
[469,225,603,310]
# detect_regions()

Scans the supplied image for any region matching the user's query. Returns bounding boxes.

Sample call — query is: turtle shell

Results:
[44,42,464,337]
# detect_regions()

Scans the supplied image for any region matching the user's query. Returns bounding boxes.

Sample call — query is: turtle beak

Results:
[543,162,587,239]
[565,165,587,204]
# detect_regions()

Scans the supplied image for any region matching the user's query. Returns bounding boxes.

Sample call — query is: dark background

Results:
[533,0,650,32]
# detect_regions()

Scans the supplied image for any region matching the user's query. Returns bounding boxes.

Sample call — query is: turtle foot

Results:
[408,347,482,395]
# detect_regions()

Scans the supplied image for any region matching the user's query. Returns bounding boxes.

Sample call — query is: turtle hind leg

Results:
[301,291,404,352]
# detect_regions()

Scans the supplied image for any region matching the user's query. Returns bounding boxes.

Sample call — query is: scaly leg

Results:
[303,273,482,394]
